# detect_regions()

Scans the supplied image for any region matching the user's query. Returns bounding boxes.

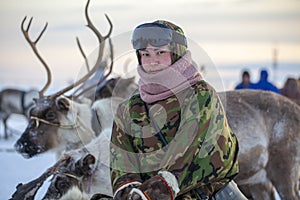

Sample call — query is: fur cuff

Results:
[129,188,150,200]
[113,181,142,198]
[158,171,180,197]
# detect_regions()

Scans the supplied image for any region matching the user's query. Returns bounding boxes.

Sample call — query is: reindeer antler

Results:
[21,17,52,97]
[76,36,90,72]
[49,0,113,100]
[73,37,114,98]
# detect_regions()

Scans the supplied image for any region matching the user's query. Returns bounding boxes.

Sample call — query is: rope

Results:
[53,170,79,181]
[76,115,95,135]
[30,116,79,129]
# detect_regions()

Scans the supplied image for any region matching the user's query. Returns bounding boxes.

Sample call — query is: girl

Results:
[110,20,247,200]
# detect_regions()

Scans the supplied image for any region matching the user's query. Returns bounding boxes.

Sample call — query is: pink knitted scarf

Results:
[138,51,202,103]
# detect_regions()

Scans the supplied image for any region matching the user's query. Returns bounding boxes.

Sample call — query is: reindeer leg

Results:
[267,142,300,200]
[3,116,9,140]
[246,182,275,200]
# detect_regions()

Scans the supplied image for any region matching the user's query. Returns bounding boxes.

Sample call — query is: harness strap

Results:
[30,116,78,129]
[54,170,79,180]
[21,90,26,113]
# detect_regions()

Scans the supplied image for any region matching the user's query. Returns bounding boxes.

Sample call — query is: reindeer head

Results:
[14,0,113,158]
[43,167,81,200]
[14,96,74,158]
[42,154,96,200]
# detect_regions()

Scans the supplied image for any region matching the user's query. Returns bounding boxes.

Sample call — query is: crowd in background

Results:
[235,69,300,105]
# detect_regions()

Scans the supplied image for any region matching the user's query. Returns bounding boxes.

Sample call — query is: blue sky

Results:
[0,0,299,90]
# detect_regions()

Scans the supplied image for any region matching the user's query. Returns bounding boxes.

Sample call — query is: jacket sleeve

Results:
[110,102,143,193]
[158,84,239,195]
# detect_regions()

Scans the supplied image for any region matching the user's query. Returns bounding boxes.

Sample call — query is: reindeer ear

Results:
[83,154,96,165]
[33,98,38,104]
[56,98,70,111]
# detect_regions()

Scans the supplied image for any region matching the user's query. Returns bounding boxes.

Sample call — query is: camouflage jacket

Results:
[110,80,239,197]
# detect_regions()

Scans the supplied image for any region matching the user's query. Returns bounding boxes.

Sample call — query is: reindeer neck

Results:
[74,114,97,145]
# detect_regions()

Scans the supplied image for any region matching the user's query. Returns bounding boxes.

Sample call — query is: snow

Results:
[0,115,56,200]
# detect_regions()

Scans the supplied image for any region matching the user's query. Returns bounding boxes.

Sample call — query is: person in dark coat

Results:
[253,69,280,94]
[235,70,255,90]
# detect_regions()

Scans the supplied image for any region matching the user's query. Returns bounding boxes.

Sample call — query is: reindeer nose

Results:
[14,139,27,154]
[14,139,24,152]
[14,139,33,158]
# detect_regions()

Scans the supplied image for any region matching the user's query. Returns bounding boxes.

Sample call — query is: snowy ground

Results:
[0,115,56,200]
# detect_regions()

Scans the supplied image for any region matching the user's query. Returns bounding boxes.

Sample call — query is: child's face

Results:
[139,44,172,73]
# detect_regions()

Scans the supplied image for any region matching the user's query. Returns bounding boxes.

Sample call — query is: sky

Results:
[0,0,299,91]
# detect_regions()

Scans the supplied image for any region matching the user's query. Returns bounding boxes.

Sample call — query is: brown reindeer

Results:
[219,90,300,200]
[0,88,39,139]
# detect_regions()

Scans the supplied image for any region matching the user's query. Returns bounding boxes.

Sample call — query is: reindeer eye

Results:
[58,181,70,190]
[46,111,56,120]
[55,177,70,191]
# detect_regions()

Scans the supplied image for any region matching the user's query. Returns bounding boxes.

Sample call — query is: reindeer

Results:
[10,97,120,200]
[13,0,132,159]
[0,88,39,139]
[0,4,53,141]
[220,90,300,200]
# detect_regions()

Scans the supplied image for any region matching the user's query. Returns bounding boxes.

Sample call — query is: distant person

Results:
[280,77,300,105]
[235,70,255,90]
[281,77,300,99]
[254,69,280,94]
